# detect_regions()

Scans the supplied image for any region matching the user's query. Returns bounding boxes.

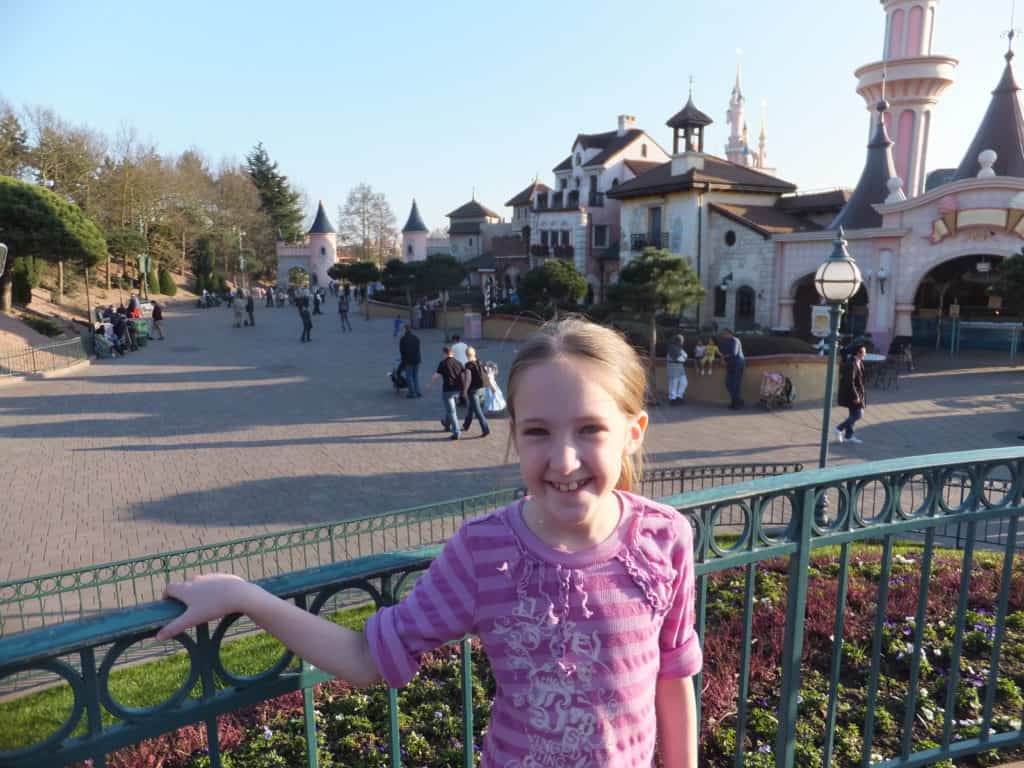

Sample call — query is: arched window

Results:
[641,144,648,158]
[407,244,413,256]
[611,178,620,188]
[725,230,736,247]
[320,246,326,256]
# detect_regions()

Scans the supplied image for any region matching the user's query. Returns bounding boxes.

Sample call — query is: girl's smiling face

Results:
[511,356,648,545]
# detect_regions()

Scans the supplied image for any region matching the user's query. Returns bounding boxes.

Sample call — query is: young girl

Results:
[699,337,719,376]
[157,318,701,767]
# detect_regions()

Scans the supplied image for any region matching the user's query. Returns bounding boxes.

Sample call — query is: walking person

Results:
[157,318,702,768]
[429,346,464,440]
[460,346,490,436]
[313,290,323,315]
[450,334,468,365]
[150,301,165,340]
[399,324,422,397]
[719,329,745,409]
[245,292,255,326]
[835,343,867,444]
[338,291,352,332]
[232,293,244,328]
[666,334,688,405]
[265,286,274,308]
[298,295,313,343]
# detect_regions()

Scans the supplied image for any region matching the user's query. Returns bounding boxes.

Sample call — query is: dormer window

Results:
[575,152,582,166]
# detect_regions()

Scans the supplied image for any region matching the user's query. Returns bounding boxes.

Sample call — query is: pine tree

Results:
[245,142,304,243]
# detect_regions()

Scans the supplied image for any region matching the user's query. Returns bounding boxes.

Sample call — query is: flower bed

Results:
[69,544,1024,768]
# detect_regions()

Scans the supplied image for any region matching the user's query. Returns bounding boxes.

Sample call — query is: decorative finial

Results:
[878,62,890,113]
[1004,0,1021,60]
[472,186,476,201]
[689,74,694,99]
[735,49,743,90]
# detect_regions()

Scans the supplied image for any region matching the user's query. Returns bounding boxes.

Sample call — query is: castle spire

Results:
[725,49,748,164]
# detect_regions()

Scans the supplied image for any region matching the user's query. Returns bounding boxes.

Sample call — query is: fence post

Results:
[774,486,814,768]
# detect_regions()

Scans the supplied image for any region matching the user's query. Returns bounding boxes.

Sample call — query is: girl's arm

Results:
[156,574,380,687]
[656,675,698,768]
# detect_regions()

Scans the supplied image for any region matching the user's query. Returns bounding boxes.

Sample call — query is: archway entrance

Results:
[792,275,869,341]
[912,253,1009,346]
[735,286,756,330]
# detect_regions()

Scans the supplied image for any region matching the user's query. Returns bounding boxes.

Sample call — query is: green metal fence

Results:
[1,449,1023,768]
[0,462,803,639]
[0,336,87,377]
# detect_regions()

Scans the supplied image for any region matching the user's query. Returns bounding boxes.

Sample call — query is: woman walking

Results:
[666,334,688,404]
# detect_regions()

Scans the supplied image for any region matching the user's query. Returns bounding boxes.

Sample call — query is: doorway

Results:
[735,286,756,330]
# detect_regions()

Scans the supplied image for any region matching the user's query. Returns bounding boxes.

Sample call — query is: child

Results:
[699,336,719,376]
[393,313,403,338]
[693,338,705,368]
[157,318,701,767]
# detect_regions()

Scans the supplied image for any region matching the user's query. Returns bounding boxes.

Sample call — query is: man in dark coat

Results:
[245,293,255,326]
[298,294,313,343]
[719,329,745,409]
[399,324,422,398]
[835,343,867,444]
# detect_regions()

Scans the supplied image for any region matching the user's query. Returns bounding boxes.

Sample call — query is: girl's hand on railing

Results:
[156,573,257,640]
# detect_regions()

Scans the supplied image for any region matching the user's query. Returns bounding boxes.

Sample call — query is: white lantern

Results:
[814,230,863,304]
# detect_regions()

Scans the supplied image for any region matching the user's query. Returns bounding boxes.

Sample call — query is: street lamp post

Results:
[814,228,863,470]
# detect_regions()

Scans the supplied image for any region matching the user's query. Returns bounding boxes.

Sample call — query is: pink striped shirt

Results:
[365,490,702,767]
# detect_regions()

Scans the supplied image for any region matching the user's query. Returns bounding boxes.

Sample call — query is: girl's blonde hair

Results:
[506,317,647,491]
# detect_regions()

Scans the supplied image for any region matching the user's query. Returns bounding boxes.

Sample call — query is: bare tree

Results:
[369,192,398,268]
[338,183,375,262]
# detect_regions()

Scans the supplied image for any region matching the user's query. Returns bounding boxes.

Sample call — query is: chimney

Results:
[617,114,636,136]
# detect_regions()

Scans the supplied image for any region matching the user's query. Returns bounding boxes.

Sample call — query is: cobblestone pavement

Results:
[1,299,1022,582]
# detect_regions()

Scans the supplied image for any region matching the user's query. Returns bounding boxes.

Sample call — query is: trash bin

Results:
[132,319,149,346]
[464,312,482,340]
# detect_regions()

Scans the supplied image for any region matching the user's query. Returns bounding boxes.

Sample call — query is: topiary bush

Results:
[148,269,160,296]
[11,257,34,306]
[159,269,177,296]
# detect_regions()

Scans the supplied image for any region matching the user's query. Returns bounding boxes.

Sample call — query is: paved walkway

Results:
[1,299,1023,581]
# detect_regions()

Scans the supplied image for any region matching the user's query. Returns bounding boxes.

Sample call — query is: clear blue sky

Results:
[2,0,1015,232]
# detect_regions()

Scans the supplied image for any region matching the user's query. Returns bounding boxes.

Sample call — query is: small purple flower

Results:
[758,744,772,753]
[262,725,273,741]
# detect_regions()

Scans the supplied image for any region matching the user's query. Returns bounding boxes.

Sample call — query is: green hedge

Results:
[21,314,63,337]
[158,269,177,296]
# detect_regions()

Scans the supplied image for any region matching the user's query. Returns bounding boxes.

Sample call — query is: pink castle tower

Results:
[854,0,958,198]
[307,201,338,288]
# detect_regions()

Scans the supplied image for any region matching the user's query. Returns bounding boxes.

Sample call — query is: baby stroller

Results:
[759,372,796,410]
[389,359,407,395]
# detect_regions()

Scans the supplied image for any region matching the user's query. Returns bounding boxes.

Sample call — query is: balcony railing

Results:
[3,449,1024,768]
[588,192,604,207]
[630,231,669,251]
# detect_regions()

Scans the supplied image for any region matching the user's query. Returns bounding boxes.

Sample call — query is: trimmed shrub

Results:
[148,269,160,296]
[158,269,177,296]
[11,257,34,306]
[21,314,62,337]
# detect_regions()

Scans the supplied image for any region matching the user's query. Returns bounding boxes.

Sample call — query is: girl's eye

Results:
[580,424,605,435]
[523,427,548,437]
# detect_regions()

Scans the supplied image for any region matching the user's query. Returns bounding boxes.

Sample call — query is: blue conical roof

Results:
[308,201,335,234]
[402,200,428,233]
[830,103,897,231]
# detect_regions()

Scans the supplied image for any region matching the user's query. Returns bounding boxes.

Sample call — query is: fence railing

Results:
[0,463,802,640]
[0,336,87,377]
[1,449,1022,768]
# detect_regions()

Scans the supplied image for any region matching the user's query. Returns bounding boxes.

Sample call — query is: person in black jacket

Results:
[399,324,422,397]
[245,293,255,326]
[835,344,867,444]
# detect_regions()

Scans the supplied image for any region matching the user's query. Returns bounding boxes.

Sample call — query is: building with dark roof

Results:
[401,200,429,262]
[498,114,670,302]
[446,196,502,265]
[770,3,1024,350]
[275,201,340,289]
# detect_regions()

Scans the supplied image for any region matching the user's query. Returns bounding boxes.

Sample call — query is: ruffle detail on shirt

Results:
[616,506,679,615]
[496,513,596,662]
